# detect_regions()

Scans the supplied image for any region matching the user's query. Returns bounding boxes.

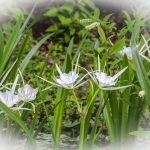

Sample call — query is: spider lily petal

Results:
[102,84,133,90]
[73,73,89,87]
[74,53,80,73]
[74,80,89,89]
[0,91,19,107]
[120,47,132,60]
[0,83,11,91]
[11,75,19,93]
[36,75,62,87]
[12,107,32,111]
[18,84,38,102]
[139,35,150,62]
[56,64,63,76]
[111,67,128,81]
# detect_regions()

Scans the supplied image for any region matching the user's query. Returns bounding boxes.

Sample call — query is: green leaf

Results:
[58,15,72,25]
[70,28,75,35]
[0,17,22,73]
[64,120,79,128]
[14,1,37,49]
[98,26,106,44]
[60,4,74,14]
[52,38,74,146]
[64,33,70,43]
[130,131,150,137]
[85,0,96,10]
[109,38,125,55]
[132,46,150,103]
[73,12,79,20]
[1,60,17,83]
[19,34,52,72]
[46,25,58,32]
[0,3,36,74]
[123,11,132,24]
[97,47,105,53]
[103,14,113,22]
[94,40,100,51]
[89,101,102,148]
[0,101,34,143]
[84,83,99,142]
[72,35,87,63]
[94,8,100,19]
[44,8,58,17]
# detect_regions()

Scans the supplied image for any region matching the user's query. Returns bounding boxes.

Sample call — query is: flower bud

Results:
[139,90,145,98]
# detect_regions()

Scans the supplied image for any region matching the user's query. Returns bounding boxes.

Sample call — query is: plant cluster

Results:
[0,1,150,150]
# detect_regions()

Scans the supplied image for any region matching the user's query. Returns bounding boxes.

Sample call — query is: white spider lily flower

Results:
[54,66,79,88]
[37,54,88,89]
[0,75,19,107]
[89,56,131,90]
[95,67,128,87]
[0,74,37,111]
[120,47,132,60]
[0,91,18,107]
[54,54,88,89]
[18,84,38,102]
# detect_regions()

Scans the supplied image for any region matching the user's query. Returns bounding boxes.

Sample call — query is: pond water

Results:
[2,131,149,150]
[12,132,111,150]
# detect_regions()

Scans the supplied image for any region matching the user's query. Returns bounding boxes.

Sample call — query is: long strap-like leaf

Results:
[19,34,52,73]
[0,101,34,143]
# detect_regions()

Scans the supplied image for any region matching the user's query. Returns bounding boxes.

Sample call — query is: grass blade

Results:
[19,34,52,72]
[0,101,34,143]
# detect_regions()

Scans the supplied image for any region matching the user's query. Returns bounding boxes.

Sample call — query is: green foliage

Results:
[109,38,125,55]
[0,1,150,150]
[0,3,51,145]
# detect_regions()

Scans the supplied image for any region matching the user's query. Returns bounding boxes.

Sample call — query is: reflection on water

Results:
[1,131,150,150]
[12,132,78,150]
[36,133,78,150]
[12,132,110,150]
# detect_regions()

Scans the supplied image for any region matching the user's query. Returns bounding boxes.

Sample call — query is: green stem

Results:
[84,88,100,142]
[72,89,86,150]
[72,89,82,113]
[89,91,108,149]
[79,114,86,150]
[79,87,100,150]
